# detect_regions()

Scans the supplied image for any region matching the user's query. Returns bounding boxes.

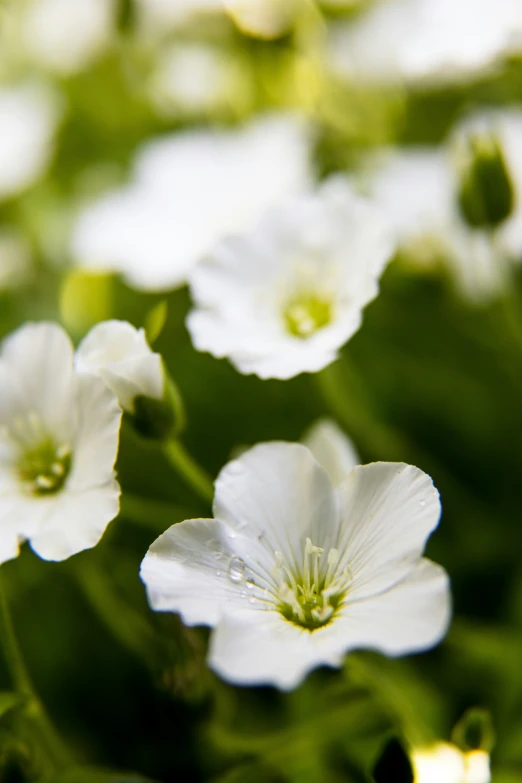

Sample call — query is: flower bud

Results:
[451,708,495,754]
[457,132,514,230]
[76,319,185,442]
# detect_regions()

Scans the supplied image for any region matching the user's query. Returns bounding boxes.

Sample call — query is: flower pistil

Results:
[276,538,351,630]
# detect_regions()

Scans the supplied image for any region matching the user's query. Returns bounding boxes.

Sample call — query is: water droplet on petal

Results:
[419,499,426,507]
[248,596,256,605]
[228,556,246,583]
[216,570,222,577]
[246,578,255,590]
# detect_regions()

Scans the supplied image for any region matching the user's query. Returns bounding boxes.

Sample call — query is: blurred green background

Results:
[1,0,522,780]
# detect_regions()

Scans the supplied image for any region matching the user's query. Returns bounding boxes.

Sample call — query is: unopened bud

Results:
[451,707,495,753]
[128,375,186,443]
[457,133,514,230]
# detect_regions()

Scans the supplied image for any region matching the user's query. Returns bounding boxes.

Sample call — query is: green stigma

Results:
[18,439,72,495]
[283,294,333,338]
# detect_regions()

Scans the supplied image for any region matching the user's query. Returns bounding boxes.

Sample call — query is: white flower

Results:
[70,113,312,291]
[223,0,298,39]
[327,0,522,87]
[0,322,121,564]
[136,0,294,37]
[76,320,164,413]
[150,44,236,115]
[22,0,115,75]
[0,84,60,201]
[362,109,522,301]
[136,0,222,31]
[412,743,490,783]
[187,178,395,379]
[302,418,359,486]
[140,442,451,690]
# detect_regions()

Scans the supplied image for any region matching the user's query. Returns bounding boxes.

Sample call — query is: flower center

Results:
[275,538,351,631]
[2,413,72,496]
[283,293,333,338]
[18,439,72,495]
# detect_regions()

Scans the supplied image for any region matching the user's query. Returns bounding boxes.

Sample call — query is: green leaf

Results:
[144,300,168,345]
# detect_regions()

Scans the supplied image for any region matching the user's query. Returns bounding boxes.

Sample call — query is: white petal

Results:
[337,558,451,656]
[366,148,454,242]
[336,463,441,599]
[213,442,338,564]
[99,355,164,411]
[140,518,261,626]
[76,320,164,409]
[302,418,359,486]
[0,84,59,199]
[28,480,120,561]
[209,608,359,690]
[66,371,122,492]
[71,113,312,291]
[23,0,113,76]
[0,322,76,442]
[327,0,522,86]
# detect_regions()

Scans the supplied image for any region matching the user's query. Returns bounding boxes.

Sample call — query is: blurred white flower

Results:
[412,743,490,783]
[363,109,522,301]
[76,320,164,413]
[0,84,60,201]
[136,0,221,31]
[22,0,115,75]
[187,178,395,379]
[71,113,312,291]
[141,442,450,690]
[302,418,359,486]
[0,231,32,290]
[328,0,522,87]
[150,44,235,115]
[224,0,298,39]
[0,323,121,564]
[136,0,295,37]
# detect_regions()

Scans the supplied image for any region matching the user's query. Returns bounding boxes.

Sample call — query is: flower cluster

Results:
[8,0,520,777]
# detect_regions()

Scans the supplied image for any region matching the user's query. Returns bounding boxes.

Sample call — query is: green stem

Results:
[499,292,522,355]
[120,492,195,530]
[163,439,214,506]
[346,655,434,749]
[0,571,73,772]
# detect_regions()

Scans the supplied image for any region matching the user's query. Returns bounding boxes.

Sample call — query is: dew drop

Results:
[419,499,426,507]
[228,556,246,583]
[216,570,222,577]
[248,596,256,605]
[246,578,255,590]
